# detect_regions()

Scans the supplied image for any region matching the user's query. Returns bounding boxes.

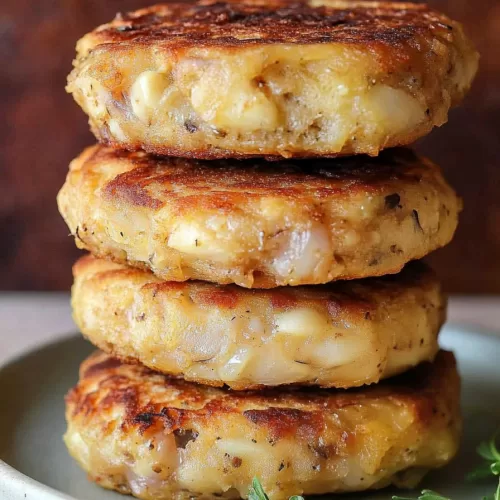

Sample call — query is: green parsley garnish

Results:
[248,477,304,500]
[248,477,269,500]
[467,430,500,500]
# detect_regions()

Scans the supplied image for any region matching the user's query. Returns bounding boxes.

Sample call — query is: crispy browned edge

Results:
[87,1,458,51]
[73,144,446,213]
[95,136,427,161]
[66,350,459,440]
[73,254,440,316]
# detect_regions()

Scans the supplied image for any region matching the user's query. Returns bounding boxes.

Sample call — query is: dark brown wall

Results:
[0,1,497,292]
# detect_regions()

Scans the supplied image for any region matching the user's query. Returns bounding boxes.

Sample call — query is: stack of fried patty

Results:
[57,1,478,498]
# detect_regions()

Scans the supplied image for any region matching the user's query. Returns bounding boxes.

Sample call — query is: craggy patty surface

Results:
[67,0,478,159]
[72,255,445,390]
[57,145,461,288]
[64,350,461,499]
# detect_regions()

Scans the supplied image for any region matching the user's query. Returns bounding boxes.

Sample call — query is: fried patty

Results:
[72,255,445,390]
[65,350,460,499]
[67,0,478,159]
[57,145,461,288]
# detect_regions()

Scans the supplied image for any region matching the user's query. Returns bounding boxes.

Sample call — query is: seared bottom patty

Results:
[72,255,445,390]
[64,350,461,499]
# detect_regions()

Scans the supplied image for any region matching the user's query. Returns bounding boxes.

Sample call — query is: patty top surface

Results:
[80,0,466,53]
[72,145,446,209]
[73,254,438,314]
[69,349,456,433]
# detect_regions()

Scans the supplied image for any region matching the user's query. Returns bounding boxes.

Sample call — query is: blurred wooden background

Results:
[0,0,498,292]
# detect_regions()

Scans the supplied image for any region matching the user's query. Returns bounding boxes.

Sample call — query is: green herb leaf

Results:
[491,462,500,476]
[248,477,304,500]
[248,477,269,500]
[468,462,497,481]
[478,440,497,462]
[477,431,500,462]
[468,428,500,500]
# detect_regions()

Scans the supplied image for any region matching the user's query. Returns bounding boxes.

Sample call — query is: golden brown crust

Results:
[82,1,465,54]
[72,255,445,390]
[57,145,462,287]
[68,0,478,159]
[73,254,435,312]
[64,350,461,499]
[69,350,457,442]
[102,150,429,207]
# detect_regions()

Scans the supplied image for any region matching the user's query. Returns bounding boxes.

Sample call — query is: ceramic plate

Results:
[1,324,499,500]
